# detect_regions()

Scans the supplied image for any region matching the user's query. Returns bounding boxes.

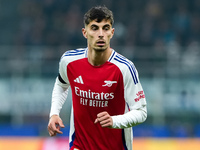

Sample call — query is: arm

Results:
[48,77,70,136]
[49,52,70,117]
[48,55,70,136]
[111,105,147,128]
[94,106,147,129]
[48,53,71,136]
[112,65,147,128]
[49,77,69,117]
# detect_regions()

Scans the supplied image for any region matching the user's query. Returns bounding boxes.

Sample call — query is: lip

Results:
[96,40,105,46]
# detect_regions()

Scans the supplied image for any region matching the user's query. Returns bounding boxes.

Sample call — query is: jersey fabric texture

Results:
[55,48,147,150]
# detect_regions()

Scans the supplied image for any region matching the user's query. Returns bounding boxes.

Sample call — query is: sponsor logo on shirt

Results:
[74,86,114,107]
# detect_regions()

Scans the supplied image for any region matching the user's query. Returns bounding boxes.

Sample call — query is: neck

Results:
[87,47,112,66]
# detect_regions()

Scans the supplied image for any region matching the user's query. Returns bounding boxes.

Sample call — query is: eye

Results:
[103,25,110,31]
[91,25,98,31]
[104,27,109,30]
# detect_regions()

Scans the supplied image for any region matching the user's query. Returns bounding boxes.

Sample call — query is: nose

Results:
[98,29,104,38]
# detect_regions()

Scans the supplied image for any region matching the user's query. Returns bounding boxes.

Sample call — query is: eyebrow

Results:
[90,24,111,28]
[103,24,111,28]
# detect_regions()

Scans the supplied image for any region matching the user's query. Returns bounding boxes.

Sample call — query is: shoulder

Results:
[110,51,139,85]
[58,48,87,81]
[111,51,136,72]
[60,48,87,64]
[61,48,87,59]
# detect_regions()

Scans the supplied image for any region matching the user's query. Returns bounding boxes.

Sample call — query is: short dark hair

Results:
[84,6,114,26]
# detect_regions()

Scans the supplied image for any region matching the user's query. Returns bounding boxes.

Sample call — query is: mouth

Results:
[96,40,105,46]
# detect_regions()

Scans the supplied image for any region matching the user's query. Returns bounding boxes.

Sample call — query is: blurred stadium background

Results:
[0,0,200,149]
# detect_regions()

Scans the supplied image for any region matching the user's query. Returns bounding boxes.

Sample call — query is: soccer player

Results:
[48,6,147,150]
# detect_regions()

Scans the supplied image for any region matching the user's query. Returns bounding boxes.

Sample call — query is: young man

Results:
[48,6,147,150]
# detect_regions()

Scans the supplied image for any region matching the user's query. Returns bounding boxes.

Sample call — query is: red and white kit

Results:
[50,48,147,150]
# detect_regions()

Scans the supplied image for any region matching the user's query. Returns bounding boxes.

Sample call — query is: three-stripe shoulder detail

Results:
[108,50,116,62]
[61,49,86,58]
[114,54,138,84]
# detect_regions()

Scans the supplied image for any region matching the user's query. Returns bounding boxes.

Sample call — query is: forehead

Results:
[86,19,112,27]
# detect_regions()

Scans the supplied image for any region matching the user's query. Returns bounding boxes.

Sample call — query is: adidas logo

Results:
[74,76,84,84]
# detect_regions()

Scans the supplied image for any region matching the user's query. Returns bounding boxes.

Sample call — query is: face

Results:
[82,19,114,51]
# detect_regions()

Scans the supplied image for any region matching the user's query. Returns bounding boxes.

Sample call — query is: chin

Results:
[94,46,107,52]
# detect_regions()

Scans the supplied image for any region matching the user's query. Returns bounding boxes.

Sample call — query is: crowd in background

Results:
[0,0,199,78]
[0,0,200,47]
[0,0,200,137]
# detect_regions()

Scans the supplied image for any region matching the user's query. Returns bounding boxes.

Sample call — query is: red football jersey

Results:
[55,48,147,150]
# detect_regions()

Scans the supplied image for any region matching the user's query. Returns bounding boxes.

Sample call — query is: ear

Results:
[82,28,87,39]
[110,28,115,39]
